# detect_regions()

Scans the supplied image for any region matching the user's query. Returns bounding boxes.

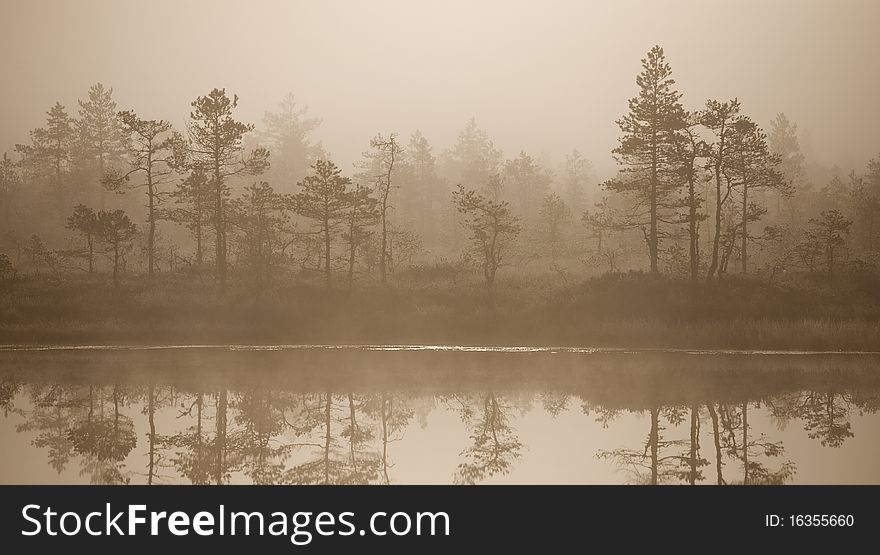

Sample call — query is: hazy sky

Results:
[2,0,879,179]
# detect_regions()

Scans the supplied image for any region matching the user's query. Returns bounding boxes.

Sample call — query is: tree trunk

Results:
[215,177,225,289]
[688,176,699,281]
[348,393,358,473]
[828,246,834,287]
[99,151,106,211]
[214,127,225,290]
[113,241,120,287]
[324,215,332,290]
[347,213,356,291]
[706,123,726,281]
[649,139,659,273]
[486,226,499,288]
[215,389,227,485]
[381,392,390,485]
[742,402,749,485]
[323,392,332,485]
[380,195,389,284]
[707,171,723,280]
[689,405,699,485]
[87,235,94,273]
[147,159,155,278]
[379,139,396,284]
[649,407,659,485]
[707,403,724,485]
[741,181,748,274]
[147,385,156,485]
[195,213,203,268]
[195,394,204,483]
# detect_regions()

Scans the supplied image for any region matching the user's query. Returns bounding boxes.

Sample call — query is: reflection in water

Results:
[1,349,879,485]
[446,393,523,485]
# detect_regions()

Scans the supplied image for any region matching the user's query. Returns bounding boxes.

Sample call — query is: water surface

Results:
[1,347,878,485]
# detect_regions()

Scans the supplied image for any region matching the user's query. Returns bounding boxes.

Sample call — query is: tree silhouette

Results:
[95,209,137,287]
[448,393,522,484]
[293,160,351,289]
[606,46,686,273]
[68,385,136,484]
[104,110,174,276]
[452,184,521,288]
[76,83,124,209]
[174,88,269,290]
[66,204,99,273]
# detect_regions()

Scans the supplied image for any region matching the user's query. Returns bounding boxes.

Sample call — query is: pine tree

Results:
[539,191,569,259]
[16,102,73,207]
[767,113,804,219]
[503,151,552,223]
[103,110,174,277]
[562,150,593,220]
[724,116,787,273]
[259,93,323,191]
[229,181,290,288]
[804,209,851,286]
[672,113,706,281]
[446,118,502,189]
[452,184,521,288]
[0,153,19,229]
[361,134,402,284]
[606,46,687,273]
[701,98,741,280]
[95,209,137,287]
[293,160,351,289]
[76,83,124,209]
[66,204,99,273]
[175,88,269,290]
[169,168,212,268]
[343,184,379,290]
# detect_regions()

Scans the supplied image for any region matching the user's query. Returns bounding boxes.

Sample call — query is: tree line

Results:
[597,45,880,286]
[1,47,879,292]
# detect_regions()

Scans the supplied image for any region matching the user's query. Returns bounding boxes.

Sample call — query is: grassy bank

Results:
[1,271,879,350]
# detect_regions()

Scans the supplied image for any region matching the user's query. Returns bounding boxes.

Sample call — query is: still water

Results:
[1,347,878,485]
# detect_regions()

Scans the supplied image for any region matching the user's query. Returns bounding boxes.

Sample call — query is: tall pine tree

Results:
[606,45,686,273]
[77,83,124,209]
[175,89,269,290]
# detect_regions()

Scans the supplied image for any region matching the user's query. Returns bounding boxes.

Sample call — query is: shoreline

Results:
[2,343,880,356]
[3,273,880,351]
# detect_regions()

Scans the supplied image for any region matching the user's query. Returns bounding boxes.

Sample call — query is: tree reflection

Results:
[597,406,693,485]
[3,360,880,486]
[716,402,795,485]
[446,392,522,484]
[0,377,21,415]
[16,384,82,473]
[282,392,351,484]
[141,384,174,484]
[158,392,214,484]
[233,387,294,484]
[770,389,857,448]
[677,404,709,485]
[68,385,137,484]
[363,392,414,484]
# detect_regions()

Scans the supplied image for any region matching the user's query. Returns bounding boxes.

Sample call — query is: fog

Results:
[3,0,879,176]
[4,1,880,495]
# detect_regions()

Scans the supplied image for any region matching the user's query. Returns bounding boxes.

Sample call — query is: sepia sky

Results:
[2,0,879,179]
